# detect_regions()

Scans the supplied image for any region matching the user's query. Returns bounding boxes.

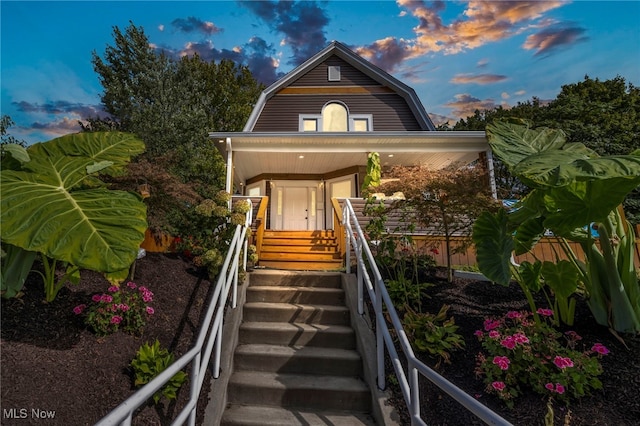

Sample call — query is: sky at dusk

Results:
[2,0,639,145]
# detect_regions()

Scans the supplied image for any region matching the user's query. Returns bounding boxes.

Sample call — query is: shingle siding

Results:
[253,94,422,131]
[292,56,381,87]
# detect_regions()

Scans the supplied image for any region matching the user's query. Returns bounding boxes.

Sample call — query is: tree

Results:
[88,22,264,234]
[1,115,27,147]
[450,76,640,224]
[379,164,501,282]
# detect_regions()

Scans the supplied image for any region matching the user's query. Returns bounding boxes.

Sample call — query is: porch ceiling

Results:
[209,131,489,184]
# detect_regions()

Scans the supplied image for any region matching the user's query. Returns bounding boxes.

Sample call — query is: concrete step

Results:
[221,405,376,426]
[234,344,362,376]
[243,302,350,325]
[227,371,371,412]
[249,271,342,288]
[239,322,356,349]
[246,285,345,305]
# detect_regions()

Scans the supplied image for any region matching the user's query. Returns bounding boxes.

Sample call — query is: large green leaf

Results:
[1,132,146,273]
[542,180,640,233]
[486,120,567,170]
[542,260,579,299]
[515,151,640,189]
[472,209,513,286]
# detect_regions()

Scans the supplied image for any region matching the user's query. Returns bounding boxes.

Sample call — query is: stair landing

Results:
[258,230,344,271]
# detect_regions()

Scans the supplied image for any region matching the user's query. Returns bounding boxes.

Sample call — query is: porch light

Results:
[298,155,305,159]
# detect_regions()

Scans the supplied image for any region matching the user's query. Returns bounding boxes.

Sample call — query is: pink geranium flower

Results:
[555,383,565,394]
[506,311,522,319]
[493,356,510,370]
[536,308,554,317]
[591,343,610,355]
[488,330,500,339]
[146,306,155,315]
[91,294,102,302]
[110,316,122,324]
[126,281,137,289]
[73,304,86,315]
[545,383,555,391]
[108,286,119,293]
[553,356,574,369]
[500,336,516,350]
[492,381,506,391]
[483,319,501,331]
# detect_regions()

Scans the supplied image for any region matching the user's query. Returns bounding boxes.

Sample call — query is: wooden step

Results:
[257,260,344,271]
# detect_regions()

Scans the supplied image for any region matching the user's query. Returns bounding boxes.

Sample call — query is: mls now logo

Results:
[3,408,27,419]
[3,408,56,419]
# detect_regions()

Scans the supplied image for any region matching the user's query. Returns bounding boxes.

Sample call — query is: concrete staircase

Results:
[258,230,343,271]
[221,270,375,425]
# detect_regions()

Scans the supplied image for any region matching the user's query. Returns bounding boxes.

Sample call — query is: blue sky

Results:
[2,0,639,144]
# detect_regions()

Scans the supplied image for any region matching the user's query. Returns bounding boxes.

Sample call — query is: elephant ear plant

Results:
[1,132,147,302]
[473,119,640,334]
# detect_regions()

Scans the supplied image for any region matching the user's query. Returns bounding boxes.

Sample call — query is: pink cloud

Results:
[450,73,508,85]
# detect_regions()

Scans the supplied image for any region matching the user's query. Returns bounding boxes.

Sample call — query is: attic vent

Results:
[328,66,341,81]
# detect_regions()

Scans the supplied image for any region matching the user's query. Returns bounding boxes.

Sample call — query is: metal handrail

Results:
[96,200,253,426]
[343,198,512,426]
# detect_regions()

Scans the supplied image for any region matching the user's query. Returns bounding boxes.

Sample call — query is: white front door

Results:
[284,187,310,230]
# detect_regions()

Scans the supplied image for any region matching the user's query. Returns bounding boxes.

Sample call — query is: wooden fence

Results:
[411,225,640,270]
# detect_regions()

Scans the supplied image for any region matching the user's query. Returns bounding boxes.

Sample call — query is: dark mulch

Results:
[1,253,214,426]
[384,272,640,425]
[2,255,639,425]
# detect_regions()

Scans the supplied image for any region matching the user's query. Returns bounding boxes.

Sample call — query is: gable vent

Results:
[328,65,341,81]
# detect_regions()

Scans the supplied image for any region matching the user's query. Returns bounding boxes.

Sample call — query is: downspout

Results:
[226,137,233,209]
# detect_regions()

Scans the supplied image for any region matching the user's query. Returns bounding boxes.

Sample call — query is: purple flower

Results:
[73,304,86,315]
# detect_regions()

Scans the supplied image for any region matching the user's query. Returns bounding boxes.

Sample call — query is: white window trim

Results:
[349,114,373,131]
[299,113,373,132]
[299,115,321,132]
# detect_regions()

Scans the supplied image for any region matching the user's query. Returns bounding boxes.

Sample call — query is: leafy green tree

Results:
[88,22,264,236]
[1,115,27,148]
[450,76,640,224]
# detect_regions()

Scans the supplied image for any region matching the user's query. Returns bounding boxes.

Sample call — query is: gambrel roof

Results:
[244,41,435,132]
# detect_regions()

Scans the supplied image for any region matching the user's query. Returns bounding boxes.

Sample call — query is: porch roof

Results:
[209,131,489,185]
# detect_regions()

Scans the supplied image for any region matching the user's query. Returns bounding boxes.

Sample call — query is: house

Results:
[210,41,493,268]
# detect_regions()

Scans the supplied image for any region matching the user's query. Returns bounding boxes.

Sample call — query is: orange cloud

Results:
[445,93,500,119]
[450,73,507,84]
[358,1,567,72]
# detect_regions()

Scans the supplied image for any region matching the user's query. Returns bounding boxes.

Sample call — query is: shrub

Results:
[74,281,154,337]
[130,339,187,404]
[403,304,465,366]
[474,309,608,408]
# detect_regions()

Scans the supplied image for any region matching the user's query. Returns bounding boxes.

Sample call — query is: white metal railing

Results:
[343,198,512,426]
[96,200,252,426]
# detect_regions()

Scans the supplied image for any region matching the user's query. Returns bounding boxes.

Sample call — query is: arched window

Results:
[299,101,372,132]
[322,102,348,132]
